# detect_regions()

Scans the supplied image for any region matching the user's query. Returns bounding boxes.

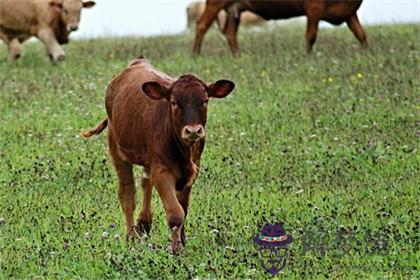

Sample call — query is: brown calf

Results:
[193,0,367,55]
[83,56,235,253]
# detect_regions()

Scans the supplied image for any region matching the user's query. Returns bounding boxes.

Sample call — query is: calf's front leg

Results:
[152,169,185,254]
[37,28,65,62]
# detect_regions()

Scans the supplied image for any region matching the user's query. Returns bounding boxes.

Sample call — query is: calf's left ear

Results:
[142,82,169,100]
[83,1,96,8]
[208,80,235,98]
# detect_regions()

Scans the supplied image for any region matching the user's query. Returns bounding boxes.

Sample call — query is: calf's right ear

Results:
[142,82,169,100]
[208,79,235,98]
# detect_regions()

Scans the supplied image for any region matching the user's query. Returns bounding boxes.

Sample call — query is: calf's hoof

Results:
[171,240,184,255]
[170,225,184,254]
[180,228,188,246]
[125,225,142,242]
[136,219,152,235]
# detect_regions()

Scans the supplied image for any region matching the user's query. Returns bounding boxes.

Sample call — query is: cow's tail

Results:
[82,118,108,138]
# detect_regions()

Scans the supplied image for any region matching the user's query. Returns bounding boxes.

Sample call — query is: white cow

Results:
[0,0,95,62]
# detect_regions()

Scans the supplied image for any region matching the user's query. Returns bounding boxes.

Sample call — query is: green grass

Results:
[0,23,419,279]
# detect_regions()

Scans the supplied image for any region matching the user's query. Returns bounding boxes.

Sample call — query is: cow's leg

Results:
[216,10,228,31]
[223,10,241,55]
[305,8,322,54]
[152,169,185,253]
[137,169,153,235]
[8,38,22,61]
[37,28,65,62]
[0,33,8,48]
[0,35,16,62]
[176,187,192,246]
[347,14,367,48]
[193,1,227,55]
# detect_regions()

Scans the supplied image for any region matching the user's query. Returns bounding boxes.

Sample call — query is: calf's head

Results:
[49,0,95,32]
[142,75,234,145]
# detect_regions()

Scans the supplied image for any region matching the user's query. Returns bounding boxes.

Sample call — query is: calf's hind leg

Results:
[177,187,192,245]
[108,134,138,239]
[347,14,367,48]
[137,169,153,235]
[115,160,138,239]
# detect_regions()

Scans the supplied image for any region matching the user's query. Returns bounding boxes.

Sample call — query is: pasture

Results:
[0,24,419,279]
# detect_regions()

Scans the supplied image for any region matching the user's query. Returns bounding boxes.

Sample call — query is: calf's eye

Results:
[171,101,177,107]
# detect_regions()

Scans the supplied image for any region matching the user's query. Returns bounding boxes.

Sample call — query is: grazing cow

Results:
[83,56,235,253]
[187,1,264,31]
[0,0,95,62]
[193,0,367,55]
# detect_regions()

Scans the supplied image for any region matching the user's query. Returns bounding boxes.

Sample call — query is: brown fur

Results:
[83,56,234,253]
[193,0,367,55]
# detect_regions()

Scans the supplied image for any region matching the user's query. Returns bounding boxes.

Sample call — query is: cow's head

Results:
[142,75,235,145]
[49,0,95,32]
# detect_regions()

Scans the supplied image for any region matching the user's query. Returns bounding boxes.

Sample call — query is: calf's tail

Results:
[82,118,108,138]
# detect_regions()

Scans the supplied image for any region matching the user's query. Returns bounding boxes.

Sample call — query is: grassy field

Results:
[0,23,419,279]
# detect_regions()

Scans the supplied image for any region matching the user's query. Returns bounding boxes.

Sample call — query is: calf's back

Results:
[105,58,174,166]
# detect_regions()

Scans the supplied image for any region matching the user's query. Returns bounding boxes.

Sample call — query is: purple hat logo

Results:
[254,222,293,274]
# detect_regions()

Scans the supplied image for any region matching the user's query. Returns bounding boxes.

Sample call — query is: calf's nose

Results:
[182,125,205,142]
[185,126,202,135]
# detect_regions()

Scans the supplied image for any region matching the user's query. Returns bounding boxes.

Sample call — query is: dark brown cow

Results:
[83,56,235,253]
[193,0,367,55]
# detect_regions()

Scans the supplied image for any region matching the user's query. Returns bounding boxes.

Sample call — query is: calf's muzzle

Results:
[182,125,205,143]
